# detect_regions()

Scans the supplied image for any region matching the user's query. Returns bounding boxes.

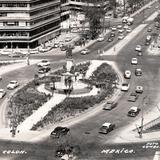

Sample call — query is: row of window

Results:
[30,4,60,16]
[2,21,30,27]
[30,13,60,25]
[0,3,27,7]
[0,32,29,37]
[30,0,60,7]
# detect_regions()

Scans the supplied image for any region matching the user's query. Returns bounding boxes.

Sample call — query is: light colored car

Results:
[117,24,123,29]
[123,25,129,29]
[99,122,115,134]
[97,35,104,42]
[111,26,117,31]
[135,68,142,76]
[131,58,138,65]
[128,106,141,117]
[81,49,90,55]
[37,60,50,67]
[0,89,6,98]
[7,80,19,89]
[136,86,143,93]
[121,83,130,91]
[128,92,139,102]
[103,101,118,110]
[126,27,132,32]
[135,45,142,52]
[118,34,125,40]
[124,70,131,79]
[118,29,124,33]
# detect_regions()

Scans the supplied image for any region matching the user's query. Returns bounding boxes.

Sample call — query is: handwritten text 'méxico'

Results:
[101,148,135,154]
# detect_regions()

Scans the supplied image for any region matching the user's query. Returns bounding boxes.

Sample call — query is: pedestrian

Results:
[113,46,116,52]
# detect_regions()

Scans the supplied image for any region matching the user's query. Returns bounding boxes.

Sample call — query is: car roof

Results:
[10,80,17,83]
[125,70,131,73]
[0,89,4,92]
[130,106,138,111]
[136,68,142,71]
[102,122,111,127]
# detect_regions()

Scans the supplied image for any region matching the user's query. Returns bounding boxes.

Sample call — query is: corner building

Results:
[0,0,61,49]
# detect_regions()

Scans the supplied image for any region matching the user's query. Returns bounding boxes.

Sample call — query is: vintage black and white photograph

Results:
[0,0,159,159]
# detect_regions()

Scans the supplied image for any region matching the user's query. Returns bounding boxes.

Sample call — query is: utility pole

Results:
[139,96,147,138]
[27,43,30,65]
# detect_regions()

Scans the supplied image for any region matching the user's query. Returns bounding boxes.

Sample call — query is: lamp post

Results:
[139,96,147,138]
[27,43,30,65]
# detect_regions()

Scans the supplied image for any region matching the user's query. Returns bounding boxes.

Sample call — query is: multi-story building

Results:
[69,0,110,12]
[0,0,61,49]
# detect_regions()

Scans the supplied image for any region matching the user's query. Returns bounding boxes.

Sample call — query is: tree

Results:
[108,0,117,17]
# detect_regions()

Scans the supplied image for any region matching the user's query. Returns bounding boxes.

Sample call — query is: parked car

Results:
[128,106,141,117]
[121,83,130,91]
[124,70,131,79]
[135,45,142,52]
[136,86,143,93]
[37,60,50,67]
[135,68,142,76]
[131,58,138,65]
[128,92,139,102]
[50,126,70,138]
[99,122,115,134]
[103,101,118,110]
[0,89,6,99]
[7,80,19,89]
[81,48,90,55]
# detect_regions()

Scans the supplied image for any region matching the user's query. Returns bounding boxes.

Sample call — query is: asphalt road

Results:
[0,1,159,160]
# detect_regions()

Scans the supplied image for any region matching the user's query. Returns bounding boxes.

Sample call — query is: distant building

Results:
[69,0,110,12]
[0,0,61,49]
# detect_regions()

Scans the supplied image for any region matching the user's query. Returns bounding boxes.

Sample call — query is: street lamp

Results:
[50,81,55,96]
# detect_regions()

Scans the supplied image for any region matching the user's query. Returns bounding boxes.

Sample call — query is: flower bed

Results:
[7,81,49,124]
[31,63,118,130]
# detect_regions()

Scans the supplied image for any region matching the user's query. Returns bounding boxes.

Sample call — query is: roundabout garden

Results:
[7,60,119,132]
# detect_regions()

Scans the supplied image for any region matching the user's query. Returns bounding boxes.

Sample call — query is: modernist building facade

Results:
[0,0,110,49]
[0,0,61,49]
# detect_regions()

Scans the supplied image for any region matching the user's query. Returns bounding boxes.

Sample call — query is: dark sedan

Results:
[50,126,70,138]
